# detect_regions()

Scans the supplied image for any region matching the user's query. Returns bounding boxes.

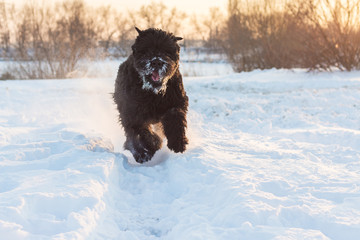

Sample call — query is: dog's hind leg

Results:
[124,126,162,163]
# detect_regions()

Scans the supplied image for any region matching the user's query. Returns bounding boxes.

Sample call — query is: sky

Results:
[11,0,227,15]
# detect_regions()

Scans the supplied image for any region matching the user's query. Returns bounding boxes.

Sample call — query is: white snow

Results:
[1,68,360,239]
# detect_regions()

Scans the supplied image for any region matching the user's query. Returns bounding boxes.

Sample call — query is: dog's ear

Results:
[135,27,142,35]
[174,37,183,42]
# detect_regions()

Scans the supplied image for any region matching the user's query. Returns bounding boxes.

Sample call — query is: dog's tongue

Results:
[151,71,160,82]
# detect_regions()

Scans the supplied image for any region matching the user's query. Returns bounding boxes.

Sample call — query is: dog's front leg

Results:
[124,126,162,163]
[162,108,188,153]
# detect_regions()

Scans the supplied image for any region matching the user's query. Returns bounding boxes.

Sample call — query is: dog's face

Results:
[131,27,182,94]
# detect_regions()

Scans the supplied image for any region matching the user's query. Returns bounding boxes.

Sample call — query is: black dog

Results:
[113,27,188,163]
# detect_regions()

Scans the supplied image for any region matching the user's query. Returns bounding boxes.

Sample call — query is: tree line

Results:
[0,0,211,79]
[0,0,360,79]
[224,0,360,72]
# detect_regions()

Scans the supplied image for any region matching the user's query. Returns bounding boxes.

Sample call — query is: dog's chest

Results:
[133,92,169,119]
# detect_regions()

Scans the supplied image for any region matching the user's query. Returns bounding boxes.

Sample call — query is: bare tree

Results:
[111,12,133,58]
[224,0,299,71]
[223,0,256,71]
[292,0,360,71]
[129,1,186,36]
[0,1,13,58]
[10,0,98,79]
[193,7,225,52]
[224,0,360,72]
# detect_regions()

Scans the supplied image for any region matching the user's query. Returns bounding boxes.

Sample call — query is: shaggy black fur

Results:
[113,27,188,163]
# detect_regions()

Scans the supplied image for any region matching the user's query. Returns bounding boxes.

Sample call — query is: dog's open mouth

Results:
[151,71,160,82]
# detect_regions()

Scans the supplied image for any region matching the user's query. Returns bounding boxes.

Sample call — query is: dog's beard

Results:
[135,56,176,95]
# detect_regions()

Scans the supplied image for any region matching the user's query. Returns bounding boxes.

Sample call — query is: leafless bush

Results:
[224,0,360,72]
[224,0,306,72]
[224,2,259,72]
[1,0,133,78]
[8,0,98,79]
[0,1,12,58]
[290,0,360,71]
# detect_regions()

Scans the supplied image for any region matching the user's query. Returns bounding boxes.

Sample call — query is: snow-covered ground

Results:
[1,69,360,239]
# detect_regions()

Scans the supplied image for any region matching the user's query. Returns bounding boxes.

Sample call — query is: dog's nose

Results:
[151,59,163,69]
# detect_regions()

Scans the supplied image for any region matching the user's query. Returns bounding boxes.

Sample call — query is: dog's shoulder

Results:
[116,55,141,89]
[163,70,188,109]
[117,55,136,79]
[167,70,186,95]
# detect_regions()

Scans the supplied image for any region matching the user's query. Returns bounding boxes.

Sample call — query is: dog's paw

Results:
[124,139,154,164]
[167,136,188,153]
[133,147,153,164]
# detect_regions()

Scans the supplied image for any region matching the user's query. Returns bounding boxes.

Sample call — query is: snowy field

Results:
[1,69,360,239]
